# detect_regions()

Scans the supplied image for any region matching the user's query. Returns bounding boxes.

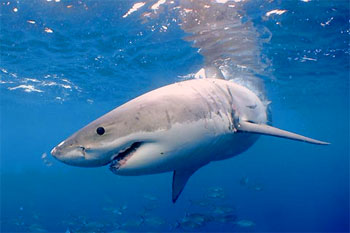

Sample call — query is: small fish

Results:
[236,219,256,227]
[207,186,225,199]
[15,220,25,226]
[111,204,128,215]
[81,221,105,232]
[209,187,224,193]
[207,192,225,199]
[247,183,263,191]
[183,213,212,225]
[111,222,121,230]
[112,209,123,215]
[212,205,235,215]
[215,213,238,223]
[253,185,263,191]
[121,218,144,229]
[177,219,202,230]
[29,223,47,232]
[143,194,158,201]
[189,199,213,207]
[143,216,165,227]
[120,204,128,210]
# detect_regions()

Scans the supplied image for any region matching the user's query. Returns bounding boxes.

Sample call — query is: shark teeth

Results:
[109,142,143,172]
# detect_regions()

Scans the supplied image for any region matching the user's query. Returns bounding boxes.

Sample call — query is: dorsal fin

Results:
[204,66,225,79]
[172,169,197,203]
[237,121,329,145]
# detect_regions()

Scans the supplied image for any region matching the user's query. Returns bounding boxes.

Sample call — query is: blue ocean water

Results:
[0,0,349,232]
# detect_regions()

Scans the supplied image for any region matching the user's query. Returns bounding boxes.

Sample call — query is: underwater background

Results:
[1,0,349,232]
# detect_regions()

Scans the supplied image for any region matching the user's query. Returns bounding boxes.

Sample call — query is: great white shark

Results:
[51,67,329,203]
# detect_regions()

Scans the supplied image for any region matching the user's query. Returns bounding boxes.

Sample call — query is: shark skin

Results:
[51,78,329,203]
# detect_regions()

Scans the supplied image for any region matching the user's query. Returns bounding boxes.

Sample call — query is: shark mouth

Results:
[110,142,143,172]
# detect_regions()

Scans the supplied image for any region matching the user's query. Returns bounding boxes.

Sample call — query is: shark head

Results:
[50,84,203,173]
[50,96,158,169]
[50,107,166,171]
[50,120,133,167]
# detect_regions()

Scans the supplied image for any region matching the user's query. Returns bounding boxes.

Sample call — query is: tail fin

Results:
[237,121,329,145]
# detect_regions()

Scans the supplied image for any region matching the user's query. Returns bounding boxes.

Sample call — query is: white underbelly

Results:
[115,112,260,176]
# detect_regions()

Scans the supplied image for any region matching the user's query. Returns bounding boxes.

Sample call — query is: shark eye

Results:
[96,127,105,135]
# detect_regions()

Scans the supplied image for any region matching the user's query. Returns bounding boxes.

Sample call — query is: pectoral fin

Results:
[172,169,197,203]
[237,121,329,145]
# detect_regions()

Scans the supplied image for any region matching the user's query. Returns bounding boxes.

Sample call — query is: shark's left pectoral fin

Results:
[172,169,197,203]
[237,121,330,145]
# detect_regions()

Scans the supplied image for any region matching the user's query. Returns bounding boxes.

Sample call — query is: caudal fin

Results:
[237,121,330,145]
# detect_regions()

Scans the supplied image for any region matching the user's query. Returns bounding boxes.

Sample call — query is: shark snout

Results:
[50,140,111,167]
[50,146,61,158]
[50,144,85,166]
[50,143,82,159]
[50,140,67,158]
